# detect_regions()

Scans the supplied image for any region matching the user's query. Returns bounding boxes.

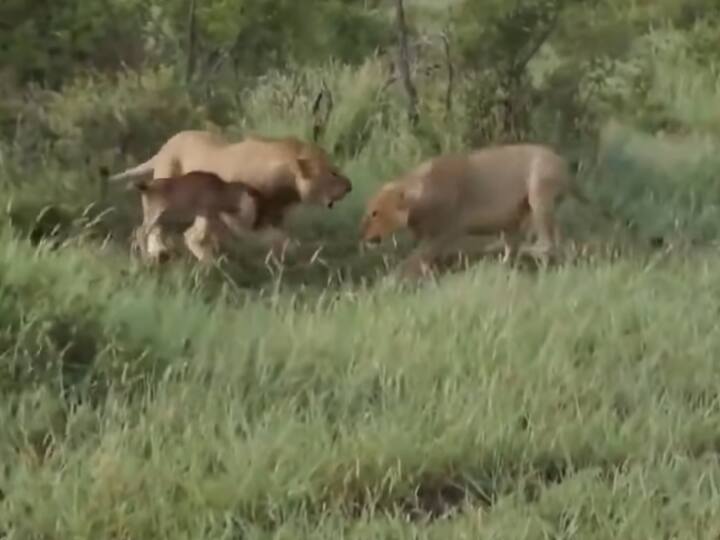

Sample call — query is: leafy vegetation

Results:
[2,0,720,537]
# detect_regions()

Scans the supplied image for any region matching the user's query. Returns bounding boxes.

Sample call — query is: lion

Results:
[359,143,608,278]
[131,170,262,263]
[110,130,352,260]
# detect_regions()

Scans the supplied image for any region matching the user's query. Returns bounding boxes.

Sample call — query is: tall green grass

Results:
[3,229,720,538]
[3,25,720,538]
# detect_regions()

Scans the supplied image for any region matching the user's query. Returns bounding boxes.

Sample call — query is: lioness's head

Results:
[360,184,409,245]
[294,145,352,208]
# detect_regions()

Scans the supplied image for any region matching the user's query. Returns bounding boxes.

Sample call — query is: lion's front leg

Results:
[398,236,447,280]
[254,226,300,263]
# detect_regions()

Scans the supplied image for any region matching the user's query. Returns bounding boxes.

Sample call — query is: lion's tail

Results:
[107,156,157,182]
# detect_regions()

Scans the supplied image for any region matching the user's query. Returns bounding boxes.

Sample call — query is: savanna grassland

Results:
[3,1,720,538]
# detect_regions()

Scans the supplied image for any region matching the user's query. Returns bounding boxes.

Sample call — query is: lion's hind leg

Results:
[525,172,563,264]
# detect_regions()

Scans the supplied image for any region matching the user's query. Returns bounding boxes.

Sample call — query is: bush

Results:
[40,66,209,167]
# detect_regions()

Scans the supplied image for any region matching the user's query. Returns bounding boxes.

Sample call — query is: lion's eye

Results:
[371,210,378,217]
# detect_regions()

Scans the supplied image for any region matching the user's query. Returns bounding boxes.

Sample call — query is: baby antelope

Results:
[132,170,262,263]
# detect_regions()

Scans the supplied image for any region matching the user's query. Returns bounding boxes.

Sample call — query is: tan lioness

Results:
[360,143,604,278]
[131,171,262,263]
[110,130,352,259]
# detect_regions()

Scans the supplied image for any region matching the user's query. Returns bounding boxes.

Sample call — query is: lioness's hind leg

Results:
[502,212,536,264]
[501,229,525,264]
[527,183,559,258]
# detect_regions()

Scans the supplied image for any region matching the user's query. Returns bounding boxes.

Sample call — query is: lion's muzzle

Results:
[337,177,352,198]
[326,177,352,209]
[359,216,382,245]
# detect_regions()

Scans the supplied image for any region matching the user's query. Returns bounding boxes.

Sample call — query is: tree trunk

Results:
[185,0,197,85]
[394,0,419,126]
[440,31,453,118]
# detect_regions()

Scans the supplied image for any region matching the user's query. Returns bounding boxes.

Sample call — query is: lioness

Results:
[131,170,262,263]
[360,143,603,278]
[110,130,352,260]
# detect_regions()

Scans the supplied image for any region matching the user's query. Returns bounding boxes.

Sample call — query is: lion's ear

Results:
[296,157,313,178]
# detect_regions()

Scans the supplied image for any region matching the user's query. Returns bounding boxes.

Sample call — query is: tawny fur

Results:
[111,130,352,259]
[359,143,602,278]
[132,170,262,263]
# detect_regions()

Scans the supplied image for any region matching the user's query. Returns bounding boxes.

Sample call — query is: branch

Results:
[286,77,303,110]
[311,87,324,117]
[440,31,454,118]
[510,6,561,79]
[323,80,334,120]
[312,81,334,142]
[380,74,399,93]
[206,49,229,78]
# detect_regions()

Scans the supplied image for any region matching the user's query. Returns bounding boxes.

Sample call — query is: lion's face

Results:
[295,152,352,209]
[360,187,409,245]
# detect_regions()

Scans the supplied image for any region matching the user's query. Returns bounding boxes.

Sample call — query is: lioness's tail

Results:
[107,156,157,182]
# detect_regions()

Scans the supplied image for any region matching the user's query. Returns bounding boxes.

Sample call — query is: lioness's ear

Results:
[296,157,313,178]
[396,190,410,209]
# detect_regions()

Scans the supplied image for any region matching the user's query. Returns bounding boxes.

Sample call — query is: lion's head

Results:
[293,143,352,208]
[360,184,410,245]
